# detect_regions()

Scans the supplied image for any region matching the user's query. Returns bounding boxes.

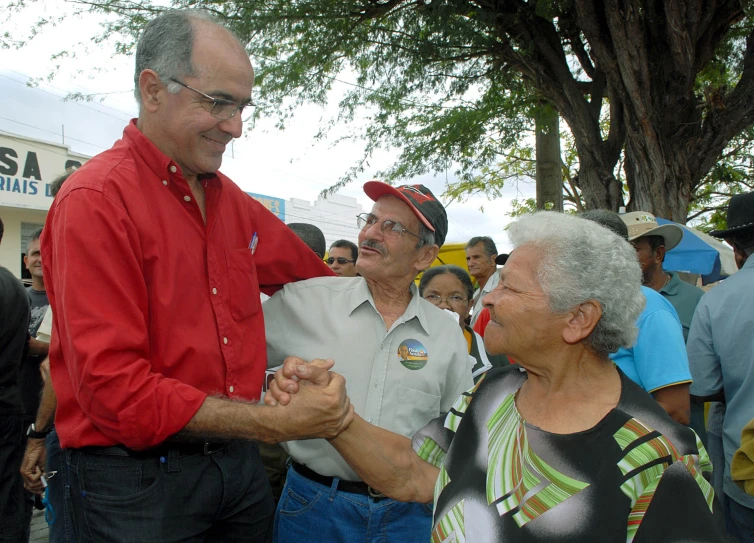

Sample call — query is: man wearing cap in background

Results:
[621,211,705,341]
[688,191,754,541]
[262,182,474,542]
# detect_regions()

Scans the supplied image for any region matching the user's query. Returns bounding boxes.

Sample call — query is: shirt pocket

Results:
[225,248,261,321]
[394,386,441,438]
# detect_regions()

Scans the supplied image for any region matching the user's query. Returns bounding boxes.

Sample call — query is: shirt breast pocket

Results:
[225,248,261,321]
[394,386,441,438]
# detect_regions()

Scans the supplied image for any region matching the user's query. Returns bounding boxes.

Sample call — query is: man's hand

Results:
[259,357,355,442]
[264,357,334,406]
[20,438,47,495]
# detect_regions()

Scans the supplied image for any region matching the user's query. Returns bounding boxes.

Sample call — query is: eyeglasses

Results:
[326,257,356,265]
[169,78,253,121]
[356,213,421,240]
[424,294,469,306]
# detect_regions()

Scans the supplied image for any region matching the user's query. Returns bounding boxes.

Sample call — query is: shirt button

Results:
[184,195,191,202]
[367,418,373,424]
[223,337,228,345]
[229,385,235,393]
[162,180,168,186]
[169,165,177,173]
[212,288,217,295]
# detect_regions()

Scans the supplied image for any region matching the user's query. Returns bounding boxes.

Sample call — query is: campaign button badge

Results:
[397,339,428,370]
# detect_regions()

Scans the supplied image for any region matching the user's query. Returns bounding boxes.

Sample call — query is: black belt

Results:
[292,461,386,500]
[80,440,227,458]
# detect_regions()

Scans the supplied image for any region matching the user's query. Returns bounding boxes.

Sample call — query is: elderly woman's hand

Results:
[264,357,335,406]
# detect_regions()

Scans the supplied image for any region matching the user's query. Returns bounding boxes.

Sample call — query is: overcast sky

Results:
[1,6,537,252]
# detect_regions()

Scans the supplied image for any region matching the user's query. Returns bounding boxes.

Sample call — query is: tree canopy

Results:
[9,0,754,223]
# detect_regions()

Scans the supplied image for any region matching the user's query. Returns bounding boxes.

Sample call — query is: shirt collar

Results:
[660,271,682,295]
[122,120,220,188]
[347,278,430,334]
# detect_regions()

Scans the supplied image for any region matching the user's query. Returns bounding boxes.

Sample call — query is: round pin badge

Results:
[397,339,428,370]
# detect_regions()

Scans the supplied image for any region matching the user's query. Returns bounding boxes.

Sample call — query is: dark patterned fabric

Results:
[413,365,732,542]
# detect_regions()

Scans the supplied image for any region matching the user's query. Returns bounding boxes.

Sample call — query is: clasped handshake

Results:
[264,357,355,440]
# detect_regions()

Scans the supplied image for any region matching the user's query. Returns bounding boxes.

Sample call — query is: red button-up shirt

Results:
[42,120,333,449]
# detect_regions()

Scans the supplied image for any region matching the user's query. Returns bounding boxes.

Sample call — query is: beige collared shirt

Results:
[264,276,474,481]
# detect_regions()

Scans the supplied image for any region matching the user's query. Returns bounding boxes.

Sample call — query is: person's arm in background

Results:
[21,357,57,494]
[246,196,334,297]
[633,305,692,425]
[686,300,724,403]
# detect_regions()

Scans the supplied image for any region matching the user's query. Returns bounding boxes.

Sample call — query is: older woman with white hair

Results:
[268,212,731,542]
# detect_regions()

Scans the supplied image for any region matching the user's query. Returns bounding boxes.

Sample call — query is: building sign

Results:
[0,133,89,211]
[247,192,285,221]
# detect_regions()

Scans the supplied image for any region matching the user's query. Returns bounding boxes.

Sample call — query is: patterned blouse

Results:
[412,365,731,542]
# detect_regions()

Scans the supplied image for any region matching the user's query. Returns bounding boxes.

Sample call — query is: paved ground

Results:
[30,509,49,543]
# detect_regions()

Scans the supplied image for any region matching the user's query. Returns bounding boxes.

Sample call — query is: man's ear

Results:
[654,244,666,265]
[138,69,164,113]
[562,300,602,345]
[416,244,440,273]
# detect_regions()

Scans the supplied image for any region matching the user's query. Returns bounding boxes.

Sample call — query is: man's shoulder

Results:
[673,276,704,299]
[281,276,363,298]
[0,267,26,295]
[640,286,679,319]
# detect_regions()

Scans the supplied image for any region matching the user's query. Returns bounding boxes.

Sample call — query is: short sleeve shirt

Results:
[609,286,692,393]
[412,366,729,543]
[688,257,754,509]
[263,276,474,481]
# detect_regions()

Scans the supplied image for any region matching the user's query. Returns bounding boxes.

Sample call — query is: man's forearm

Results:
[28,337,49,356]
[35,378,57,431]
[329,415,438,503]
[180,378,353,444]
[653,383,691,425]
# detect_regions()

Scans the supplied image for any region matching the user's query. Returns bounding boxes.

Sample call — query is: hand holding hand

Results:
[261,357,355,442]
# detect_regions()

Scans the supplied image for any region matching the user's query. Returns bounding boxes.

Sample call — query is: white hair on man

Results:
[507,211,645,355]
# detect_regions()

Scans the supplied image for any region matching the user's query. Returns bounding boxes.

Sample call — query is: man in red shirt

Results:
[41,10,352,543]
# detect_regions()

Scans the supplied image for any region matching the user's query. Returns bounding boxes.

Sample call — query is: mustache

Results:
[361,239,386,255]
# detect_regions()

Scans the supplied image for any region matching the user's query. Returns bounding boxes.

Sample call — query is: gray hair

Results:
[507,212,644,355]
[466,236,497,256]
[416,223,436,249]
[133,10,238,107]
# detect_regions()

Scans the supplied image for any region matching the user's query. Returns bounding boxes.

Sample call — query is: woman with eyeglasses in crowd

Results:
[419,265,502,382]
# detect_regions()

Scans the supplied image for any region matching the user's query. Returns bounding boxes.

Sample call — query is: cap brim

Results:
[629,224,683,251]
[363,181,435,232]
[495,253,509,265]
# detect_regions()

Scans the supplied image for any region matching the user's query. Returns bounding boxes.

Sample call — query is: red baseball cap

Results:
[363,181,448,247]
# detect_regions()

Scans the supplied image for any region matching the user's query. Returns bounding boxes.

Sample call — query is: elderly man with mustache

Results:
[262,181,474,542]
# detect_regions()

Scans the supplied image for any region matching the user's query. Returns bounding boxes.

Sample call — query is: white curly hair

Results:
[506,211,645,355]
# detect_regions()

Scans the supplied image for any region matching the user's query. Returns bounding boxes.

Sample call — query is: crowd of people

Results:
[1,7,753,543]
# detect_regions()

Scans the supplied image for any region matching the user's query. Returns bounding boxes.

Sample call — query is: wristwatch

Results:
[26,423,50,439]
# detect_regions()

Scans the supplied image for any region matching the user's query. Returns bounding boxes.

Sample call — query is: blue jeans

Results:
[46,428,75,543]
[274,464,433,543]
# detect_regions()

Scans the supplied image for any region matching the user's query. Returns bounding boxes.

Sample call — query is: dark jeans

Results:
[725,494,754,543]
[46,428,75,543]
[0,413,30,543]
[66,440,274,543]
